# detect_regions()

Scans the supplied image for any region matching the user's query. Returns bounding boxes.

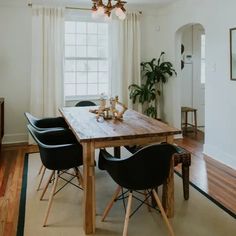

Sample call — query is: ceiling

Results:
[1,0,178,7]
[28,0,178,6]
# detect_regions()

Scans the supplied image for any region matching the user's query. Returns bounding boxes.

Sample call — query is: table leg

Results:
[162,135,174,218]
[82,142,96,234]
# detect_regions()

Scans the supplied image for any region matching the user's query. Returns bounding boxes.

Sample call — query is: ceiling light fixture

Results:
[91,0,127,20]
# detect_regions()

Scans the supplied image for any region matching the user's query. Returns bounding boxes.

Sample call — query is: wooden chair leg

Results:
[152,189,175,236]
[40,170,55,201]
[43,172,59,227]
[37,166,46,191]
[38,164,44,175]
[74,167,84,188]
[101,186,121,222]
[122,191,133,236]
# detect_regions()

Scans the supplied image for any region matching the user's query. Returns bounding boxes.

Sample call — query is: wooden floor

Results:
[0,132,236,236]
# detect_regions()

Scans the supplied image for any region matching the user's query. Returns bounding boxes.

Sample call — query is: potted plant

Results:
[129,52,177,118]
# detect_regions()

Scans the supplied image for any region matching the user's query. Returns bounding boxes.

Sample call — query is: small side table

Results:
[181,106,198,134]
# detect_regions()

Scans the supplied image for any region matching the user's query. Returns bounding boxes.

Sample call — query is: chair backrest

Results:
[24,112,67,130]
[75,101,96,107]
[27,124,83,170]
[99,143,177,190]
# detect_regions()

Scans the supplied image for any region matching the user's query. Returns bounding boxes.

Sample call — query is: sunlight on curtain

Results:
[120,12,141,111]
[109,12,141,111]
[30,6,65,118]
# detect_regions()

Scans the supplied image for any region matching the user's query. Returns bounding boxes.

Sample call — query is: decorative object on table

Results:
[91,0,127,20]
[129,52,177,119]
[90,95,127,121]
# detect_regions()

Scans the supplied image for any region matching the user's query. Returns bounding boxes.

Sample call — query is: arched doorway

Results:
[176,23,206,139]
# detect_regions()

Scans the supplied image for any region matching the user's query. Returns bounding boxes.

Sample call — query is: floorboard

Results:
[0,134,235,236]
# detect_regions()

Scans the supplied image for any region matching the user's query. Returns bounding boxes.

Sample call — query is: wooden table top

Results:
[59,107,181,143]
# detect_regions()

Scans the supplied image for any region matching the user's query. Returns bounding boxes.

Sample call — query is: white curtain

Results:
[30,6,65,118]
[109,12,141,111]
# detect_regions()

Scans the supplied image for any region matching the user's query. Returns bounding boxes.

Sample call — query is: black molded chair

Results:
[25,112,70,190]
[24,112,68,131]
[98,143,177,236]
[75,100,96,107]
[27,124,83,227]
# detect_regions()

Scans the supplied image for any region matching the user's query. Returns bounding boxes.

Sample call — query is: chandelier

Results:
[91,0,127,20]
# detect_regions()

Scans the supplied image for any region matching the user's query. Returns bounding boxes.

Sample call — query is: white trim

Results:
[203,144,236,170]
[2,133,28,144]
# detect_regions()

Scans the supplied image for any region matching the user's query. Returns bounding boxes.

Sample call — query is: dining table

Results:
[59,106,181,234]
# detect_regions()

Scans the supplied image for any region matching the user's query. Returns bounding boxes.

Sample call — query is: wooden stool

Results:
[173,146,191,200]
[181,106,198,134]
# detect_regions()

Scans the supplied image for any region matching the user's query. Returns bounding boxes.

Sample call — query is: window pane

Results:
[65,60,76,72]
[76,34,87,45]
[99,84,108,94]
[98,60,108,71]
[87,23,97,34]
[88,84,98,95]
[98,46,108,57]
[64,21,110,98]
[76,22,86,34]
[77,72,87,83]
[65,22,75,33]
[98,35,107,46]
[76,46,87,57]
[88,46,98,57]
[88,72,98,83]
[76,84,87,95]
[87,35,97,45]
[99,72,108,83]
[65,46,76,57]
[88,60,98,71]
[65,72,76,83]
[65,84,76,96]
[65,34,76,45]
[98,24,108,35]
[76,60,87,71]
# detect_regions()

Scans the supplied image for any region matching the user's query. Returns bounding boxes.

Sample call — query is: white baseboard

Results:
[203,144,236,171]
[2,133,28,144]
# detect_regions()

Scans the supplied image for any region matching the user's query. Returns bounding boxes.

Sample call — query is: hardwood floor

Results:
[0,133,235,236]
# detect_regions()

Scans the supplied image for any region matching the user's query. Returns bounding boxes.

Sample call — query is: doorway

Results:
[179,24,205,137]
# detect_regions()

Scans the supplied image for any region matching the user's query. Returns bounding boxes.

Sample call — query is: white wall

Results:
[148,0,236,169]
[1,0,236,170]
[0,2,31,143]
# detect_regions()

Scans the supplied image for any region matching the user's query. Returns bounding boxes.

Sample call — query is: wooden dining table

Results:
[59,107,181,234]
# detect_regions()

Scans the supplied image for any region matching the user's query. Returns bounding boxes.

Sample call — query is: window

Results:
[200,34,206,84]
[64,21,109,99]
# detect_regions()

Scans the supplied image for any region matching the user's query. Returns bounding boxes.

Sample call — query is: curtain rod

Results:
[27,3,142,14]
[28,3,90,10]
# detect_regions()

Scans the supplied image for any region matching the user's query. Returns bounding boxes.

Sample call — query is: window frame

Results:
[64,15,111,101]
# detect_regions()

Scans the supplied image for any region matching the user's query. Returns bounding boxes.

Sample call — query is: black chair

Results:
[25,112,70,190]
[27,124,83,227]
[75,100,96,107]
[24,112,68,131]
[98,143,177,236]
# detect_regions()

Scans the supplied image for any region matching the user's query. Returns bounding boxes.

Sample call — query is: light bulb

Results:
[118,11,126,20]
[115,7,123,17]
[97,6,105,16]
